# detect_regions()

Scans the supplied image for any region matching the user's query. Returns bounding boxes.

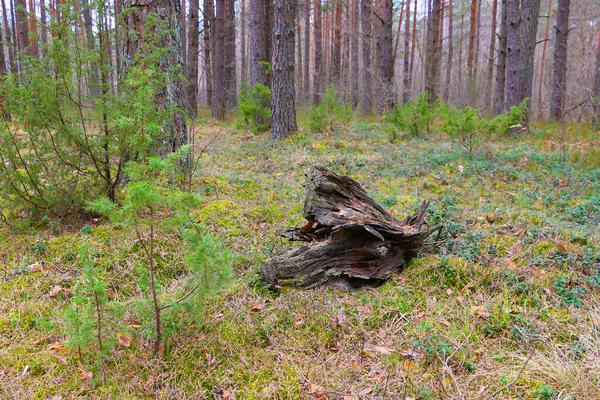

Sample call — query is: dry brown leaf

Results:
[371,345,393,355]
[358,386,373,395]
[116,331,133,347]
[441,319,451,327]
[80,369,93,380]
[49,285,72,298]
[28,261,42,272]
[403,360,414,371]
[446,288,453,296]
[400,348,419,358]
[248,303,264,313]
[48,342,68,354]
[336,307,346,325]
[222,390,233,399]
[378,328,386,340]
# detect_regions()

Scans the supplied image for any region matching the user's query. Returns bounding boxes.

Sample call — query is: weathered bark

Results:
[408,0,417,101]
[225,0,236,109]
[442,0,453,103]
[376,0,394,112]
[212,0,226,119]
[15,0,28,70]
[549,0,570,122]
[1,0,15,72]
[392,1,405,74]
[402,0,411,104]
[303,0,310,101]
[506,0,520,110]
[313,0,323,105]
[81,0,100,97]
[296,5,302,97]
[486,0,498,112]
[425,0,442,103]
[360,0,372,113]
[350,0,359,108]
[494,0,507,115]
[249,0,270,126]
[331,2,342,86]
[241,0,247,83]
[260,166,435,289]
[187,0,200,117]
[593,30,600,130]
[122,0,188,158]
[466,0,478,100]
[271,0,297,140]
[537,0,553,116]
[27,0,37,58]
[204,0,213,107]
[182,0,187,68]
[517,0,541,127]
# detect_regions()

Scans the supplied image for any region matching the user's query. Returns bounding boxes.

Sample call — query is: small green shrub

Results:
[386,92,434,137]
[307,86,353,133]
[238,81,272,133]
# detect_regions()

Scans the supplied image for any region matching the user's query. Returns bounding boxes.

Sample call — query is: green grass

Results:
[1,119,599,399]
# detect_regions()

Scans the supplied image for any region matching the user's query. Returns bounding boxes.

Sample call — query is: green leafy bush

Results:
[386,92,435,137]
[307,86,353,133]
[238,81,272,134]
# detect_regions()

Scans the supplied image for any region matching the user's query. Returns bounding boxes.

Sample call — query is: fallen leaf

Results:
[222,390,233,399]
[456,295,464,303]
[446,288,453,296]
[400,348,419,358]
[378,328,386,340]
[28,261,42,272]
[80,369,93,380]
[458,165,464,173]
[358,386,373,395]
[336,307,346,325]
[49,342,68,354]
[49,285,72,298]
[248,303,264,313]
[403,360,414,371]
[116,331,133,347]
[128,323,142,329]
[441,319,451,327]
[371,346,393,355]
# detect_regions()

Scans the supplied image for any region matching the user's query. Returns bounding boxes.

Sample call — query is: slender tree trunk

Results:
[81,0,100,97]
[114,0,122,77]
[296,5,302,97]
[486,0,498,112]
[271,0,297,140]
[331,2,342,87]
[342,2,350,99]
[593,29,600,130]
[401,0,410,104]
[350,0,359,108]
[39,0,48,56]
[212,0,226,119]
[425,0,442,103]
[494,0,507,115]
[181,0,187,68]
[466,0,477,101]
[303,0,310,101]
[314,0,323,104]
[1,0,15,72]
[187,0,200,117]
[225,0,236,109]
[241,0,247,83]
[457,8,464,104]
[549,0,569,122]
[537,0,553,116]
[15,0,29,70]
[204,0,214,107]
[392,1,404,66]
[361,0,372,112]
[506,0,520,109]
[377,0,394,112]
[27,0,37,58]
[443,0,453,103]
[517,0,541,127]
[0,13,8,120]
[408,0,417,101]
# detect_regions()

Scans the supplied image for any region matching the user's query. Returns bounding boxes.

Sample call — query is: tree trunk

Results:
[392,1,405,72]
[360,0,372,113]
[408,0,417,101]
[241,0,247,83]
[249,0,270,125]
[313,0,323,105]
[1,0,15,72]
[114,0,122,77]
[486,0,498,112]
[593,29,600,130]
[225,0,236,109]
[494,0,507,115]
[331,2,342,87]
[303,0,311,101]
[296,6,303,99]
[466,0,478,101]
[506,0,520,110]
[425,0,442,103]
[377,0,394,112]
[123,0,188,159]
[549,0,569,122]
[204,0,214,107]
[271,0,297,140]
[181,0,187,68]
[39,0,47,56]
[187,0,200,117]
[15,0,28,70]
[260,166,436,289]
[27,0,37,58]
[81,0,100,97]
[212,0,226,119]
[401,0,411,104]
[442,0,453,103]
[537,0,553,117]
[517,0,541,128]
[350,0,359,108]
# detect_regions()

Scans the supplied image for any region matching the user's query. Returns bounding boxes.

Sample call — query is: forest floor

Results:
[1,117,600,399]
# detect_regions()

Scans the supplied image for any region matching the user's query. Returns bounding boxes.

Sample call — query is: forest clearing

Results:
[0,0,600,398]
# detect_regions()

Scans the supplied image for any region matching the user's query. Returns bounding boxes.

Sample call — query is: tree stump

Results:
[260,166,437,289]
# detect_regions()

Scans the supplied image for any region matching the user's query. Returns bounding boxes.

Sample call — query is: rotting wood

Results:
[260,166,437,289]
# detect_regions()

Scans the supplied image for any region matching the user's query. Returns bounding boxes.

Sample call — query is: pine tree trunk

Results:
[114,0,122,77]
[350,0,359,108]
[442,0,452,103]
[225,0,236,109]
[81,0,100,97]
[122,0,188,158]
[360,0,372,113]
[240,0,246,83]
[303,0,311,101]
[27,0,37,58]
[402,0,411,104]
[408,0,417,101]
[40,0,47,56]
[204,0,214,107]
[187,0,200,117]
[181,0,187,68]
[296,6,303,98]
[549,0,570,122]
[331,3,342,87]
[271,0,297,140]
[517,0,541,127]
[486,0,498,112]
[1,0,15,72]
[212,0,226,119]
[377,0,394,112]
[249,0,270,125]
[506,0,520,110]
[425,0,441,103]
[313,0,323,105]
[466,0,478,101]
[593,29,600,130]
[537,0,553,117]
[494,0,507,115]
[15,0,29,71]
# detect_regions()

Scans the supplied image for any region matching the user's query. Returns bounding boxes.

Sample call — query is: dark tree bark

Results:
[225,0,236,109]
[15,0,28,70]
[260,166,436,289]
[466,0,478,100]
[203,0,214,107]
[375,0,393,112]
[425,0,442,103]
[330,2,342,86]
[212,0,226,119]
[517,0,541,127]
[350,0,359,108]
[303,0,311,101]
[537,0,553,116]
[594,30,600,130]
[360,0,372,113]
[442,0,453,103]
[1,0,15,72]
[313,0,323,105]
[401,0,411,104]
[296,5,302,97]
[182,0,187,68]
[27,0,37,58]
[271,0,297,140]
[494,0,507,115]
[114,0,122,77]
[81,0,100,97]
[39,0,47,56]
[122,0,188,158]
[506,0,520,110]
[187,0,200,117]
[549,0,570,122]
[241,0,247,83]
[486,0,498,112]
[408,0,417,101]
